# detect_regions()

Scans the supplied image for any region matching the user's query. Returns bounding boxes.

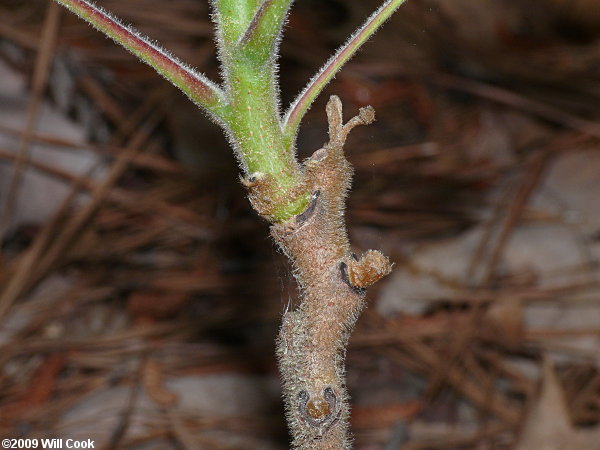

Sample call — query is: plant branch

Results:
[282,0,408,147]
[269,96,392,448]
[212,0,309,222]
[53,0,229,122]
[237,0,295,65]
[238,0,276,46]
[210,0,261,69]
[49,3,402,445]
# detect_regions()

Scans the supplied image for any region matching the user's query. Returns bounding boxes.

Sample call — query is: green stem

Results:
[210,0,262,72]
[237,0,295,65]
[223,57,308,221]
[215,0,309,221]
[54,0,408,223]
[282,0,408,147]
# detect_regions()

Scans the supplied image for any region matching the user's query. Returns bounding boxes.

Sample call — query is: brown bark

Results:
[252,96,392,448]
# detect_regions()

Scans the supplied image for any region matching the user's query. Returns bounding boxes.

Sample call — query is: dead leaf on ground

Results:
[515,357,600,450]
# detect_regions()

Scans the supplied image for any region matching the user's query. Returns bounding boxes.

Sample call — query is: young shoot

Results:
[52,0,407,447]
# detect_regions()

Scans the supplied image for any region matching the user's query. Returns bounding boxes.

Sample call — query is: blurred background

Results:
[1,0,600,448]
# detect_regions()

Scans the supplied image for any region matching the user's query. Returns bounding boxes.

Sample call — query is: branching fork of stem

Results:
[53,0,407,221]
[49,0,407,447]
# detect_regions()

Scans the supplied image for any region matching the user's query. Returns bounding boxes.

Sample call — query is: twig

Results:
[271,97,391,448]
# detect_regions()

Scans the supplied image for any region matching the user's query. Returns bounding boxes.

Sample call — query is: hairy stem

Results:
[55,0,406,222]
[53,3,402,446]
[214,0,310,221]
[265,97,392,448]
[53,0,228,122]
[283,0,408,148]
[237,0,295,64]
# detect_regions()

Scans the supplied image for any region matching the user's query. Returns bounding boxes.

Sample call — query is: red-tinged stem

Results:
[54,0,229,122]
[236,0,295,65]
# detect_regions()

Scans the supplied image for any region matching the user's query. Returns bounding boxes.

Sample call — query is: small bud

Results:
[241,171,265,188]
[346,250,392,288]
[297,387,339,428]
[307,397,331,420]
[358,106,375,125]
